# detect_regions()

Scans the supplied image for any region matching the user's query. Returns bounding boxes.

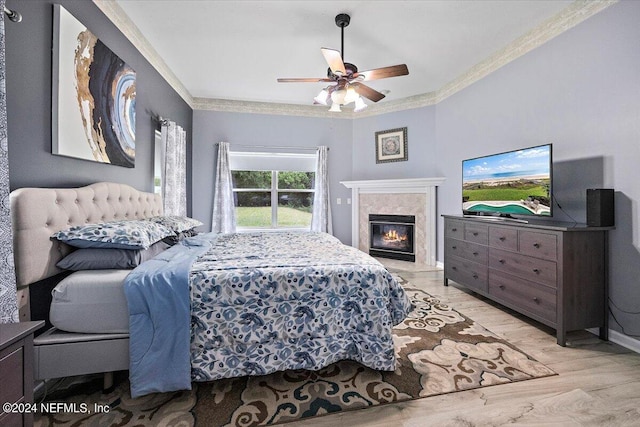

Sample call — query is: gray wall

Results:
[192,111,353,244]
[352,106,437,180]
[434,1,640,336]
[4,0,192,202]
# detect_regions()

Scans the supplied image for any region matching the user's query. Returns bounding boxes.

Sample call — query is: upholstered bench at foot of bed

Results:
[34,328,129,390]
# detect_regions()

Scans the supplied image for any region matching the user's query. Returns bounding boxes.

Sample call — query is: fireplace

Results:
[369,214,415,262]
[342,178,445,266]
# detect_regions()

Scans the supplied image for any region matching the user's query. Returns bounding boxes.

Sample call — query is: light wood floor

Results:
[286,268,640,427]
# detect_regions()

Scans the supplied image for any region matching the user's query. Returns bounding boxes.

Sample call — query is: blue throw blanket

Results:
[124,234,213,398]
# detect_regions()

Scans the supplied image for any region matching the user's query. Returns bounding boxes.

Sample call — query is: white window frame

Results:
[153,130,163,194]
[230,151,317,231]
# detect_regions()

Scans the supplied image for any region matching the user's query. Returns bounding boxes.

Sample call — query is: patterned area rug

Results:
[34,280,555,427]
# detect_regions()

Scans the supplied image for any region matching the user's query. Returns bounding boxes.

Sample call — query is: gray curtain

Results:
[161,121,187,216]
[0,0,19,323]
[311,146,333,234]
[211,141,236,233]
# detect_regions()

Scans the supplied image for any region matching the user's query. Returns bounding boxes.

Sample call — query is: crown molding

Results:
[354,92,439,118]
[93,0,195,107]
[434,0,617,104]
[96,0,616,118]
[357,0,616,117]
[191,92,439,118]
[191,98,354,119]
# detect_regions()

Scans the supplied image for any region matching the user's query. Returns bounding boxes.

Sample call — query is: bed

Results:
[11,182,412,397]
[10,182,163,388]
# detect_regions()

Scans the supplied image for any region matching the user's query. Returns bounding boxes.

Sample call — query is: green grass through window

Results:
[236,206,312,228]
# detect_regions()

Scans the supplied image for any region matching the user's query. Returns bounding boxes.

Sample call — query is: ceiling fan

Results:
[277,13,409,112]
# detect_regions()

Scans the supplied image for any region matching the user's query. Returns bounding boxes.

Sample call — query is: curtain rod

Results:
[151,115,170,126]
[215,143,327,151]
[4,6,22,22]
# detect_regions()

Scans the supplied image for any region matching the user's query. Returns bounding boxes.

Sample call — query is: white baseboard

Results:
[587,328,640,354]
[436,261,444,269]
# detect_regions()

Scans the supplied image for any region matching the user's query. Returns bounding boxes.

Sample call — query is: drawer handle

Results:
[472,252,479,256]
[499,259,506,264]
[452,266,458,271]
[499,285,505,290]
[499,236,506,241]
[472,232,478,236]
[452,246,457,250]
[452,228,458,232]
[533,297,540,304]
[472,273,479,279]
[533,243,541,248]
[533,268,540,274]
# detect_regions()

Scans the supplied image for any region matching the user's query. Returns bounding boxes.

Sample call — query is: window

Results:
[153,130,162,194]
[230,152,316,230]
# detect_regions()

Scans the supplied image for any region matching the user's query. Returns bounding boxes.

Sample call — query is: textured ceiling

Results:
[115,0,575,106]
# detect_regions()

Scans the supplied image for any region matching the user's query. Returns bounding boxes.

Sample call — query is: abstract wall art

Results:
[52,4,136,168]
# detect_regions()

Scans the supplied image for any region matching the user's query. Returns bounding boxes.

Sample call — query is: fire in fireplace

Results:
[369,214,415,262]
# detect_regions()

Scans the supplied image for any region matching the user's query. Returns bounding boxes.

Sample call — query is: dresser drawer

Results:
[489,270,556,324]
[489,226,518,251]
[445,219,464,240]
[489,248,557,287]
[445,238,487,264]
[464,223,489,245]
[446,256,488,293]
[519,231,558,260]
[0,347,23,405]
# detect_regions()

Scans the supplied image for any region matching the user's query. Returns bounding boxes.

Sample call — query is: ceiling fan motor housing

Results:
[327,62,358,80]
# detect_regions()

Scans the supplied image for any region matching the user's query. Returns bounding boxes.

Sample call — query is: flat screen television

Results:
[462,144,552,218]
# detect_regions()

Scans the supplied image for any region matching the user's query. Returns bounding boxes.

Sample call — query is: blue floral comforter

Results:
[126,231,412,397]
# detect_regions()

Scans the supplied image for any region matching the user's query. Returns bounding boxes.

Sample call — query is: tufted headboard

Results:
[10,182,163,289]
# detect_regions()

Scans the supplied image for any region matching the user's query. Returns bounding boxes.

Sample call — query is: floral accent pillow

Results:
[52,220,173,250]
[148,215,203,233]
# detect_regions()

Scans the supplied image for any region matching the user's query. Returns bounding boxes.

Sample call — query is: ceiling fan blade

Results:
[351,82,385,102]
[321,48,346,76]
[277,77,333,83]
[354,64,409,81]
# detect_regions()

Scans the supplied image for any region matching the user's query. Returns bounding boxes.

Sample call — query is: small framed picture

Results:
[375,127,408,163]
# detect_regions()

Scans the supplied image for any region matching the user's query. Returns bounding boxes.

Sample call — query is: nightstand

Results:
[1,321,44,427]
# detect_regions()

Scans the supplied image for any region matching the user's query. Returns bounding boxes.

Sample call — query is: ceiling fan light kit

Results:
[313,88,330,106]
[277,13,409,113]
[353,96,367,112]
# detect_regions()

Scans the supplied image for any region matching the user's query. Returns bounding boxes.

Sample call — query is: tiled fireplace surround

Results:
[341,178,446,267]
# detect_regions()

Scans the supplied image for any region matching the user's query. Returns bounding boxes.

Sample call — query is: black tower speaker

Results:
[586,189,614,227]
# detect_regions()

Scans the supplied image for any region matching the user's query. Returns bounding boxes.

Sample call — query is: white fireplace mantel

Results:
[341,177,446,266]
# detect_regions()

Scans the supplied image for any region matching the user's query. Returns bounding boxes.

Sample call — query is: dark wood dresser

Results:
[443,215,612,346]
[1,321,44,427]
